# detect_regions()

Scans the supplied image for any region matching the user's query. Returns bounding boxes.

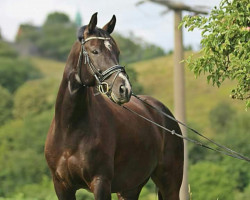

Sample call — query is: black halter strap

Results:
[76,37,126,95]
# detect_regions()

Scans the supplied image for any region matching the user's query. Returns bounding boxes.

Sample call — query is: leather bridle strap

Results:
[99,65,125,82]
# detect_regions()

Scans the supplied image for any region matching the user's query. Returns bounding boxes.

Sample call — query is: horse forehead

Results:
[104,40,112,51]
[89,39,112,51]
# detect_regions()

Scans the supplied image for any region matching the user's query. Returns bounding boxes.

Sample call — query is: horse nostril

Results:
[119,85,126,94]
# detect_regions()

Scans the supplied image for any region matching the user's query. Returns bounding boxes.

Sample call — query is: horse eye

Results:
[92,50,99,55]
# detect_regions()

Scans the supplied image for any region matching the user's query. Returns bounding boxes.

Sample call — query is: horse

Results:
[45,13,184,200]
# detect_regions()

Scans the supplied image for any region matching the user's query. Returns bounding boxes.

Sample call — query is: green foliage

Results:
[209,101,236,131]
[189,162,237,200]
[13,79,58,118]
[219,112,250,192]
[0,110,53,197]
[44,12,70,25]
[187,120,223,165]
[0,41,42,93]
[139,179,156,200]
[235,184,250,200]
[126,65,144,94]
[12,176,56,200]
[15,12,76,61]
[0,86,13,125]
[189,102,250,199]
[0,41,17,57]
[37,13,77,61]
[75,189,94,200]
[187,123,212,164]
[113,32,165,64]
[181,0,250,107]
[15,24,41,43]
[112,32,165,94]
[0,176,56,200]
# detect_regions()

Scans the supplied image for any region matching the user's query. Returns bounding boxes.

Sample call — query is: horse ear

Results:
[103,15,116,34]
[88,12,98,34]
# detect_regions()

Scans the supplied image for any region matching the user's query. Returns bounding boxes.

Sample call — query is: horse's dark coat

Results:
[45,13,183,200]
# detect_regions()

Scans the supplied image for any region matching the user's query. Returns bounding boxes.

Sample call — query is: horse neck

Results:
[55,75,90,128]
[54,42,93,129]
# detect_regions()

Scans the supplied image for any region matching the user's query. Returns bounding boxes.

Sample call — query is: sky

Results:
[0,0,221,51]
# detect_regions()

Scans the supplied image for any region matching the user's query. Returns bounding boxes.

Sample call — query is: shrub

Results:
[13,78,58,119]
[209,102,236,131]
[0,86,13,125]
[189,161,237,200]
[0,57,42,93]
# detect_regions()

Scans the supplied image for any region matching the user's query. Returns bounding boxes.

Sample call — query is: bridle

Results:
[76,36,126,96]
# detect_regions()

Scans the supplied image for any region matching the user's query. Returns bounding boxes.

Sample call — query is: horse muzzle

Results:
[110,73,132,105]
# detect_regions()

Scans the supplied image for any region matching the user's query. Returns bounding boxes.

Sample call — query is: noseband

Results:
[76,36,126,95]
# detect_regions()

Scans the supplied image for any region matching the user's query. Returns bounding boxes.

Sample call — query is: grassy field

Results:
[131,53,245,134]
[30,54,245,136]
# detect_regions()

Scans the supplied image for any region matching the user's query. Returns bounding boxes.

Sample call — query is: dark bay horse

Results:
[45,13,183,200]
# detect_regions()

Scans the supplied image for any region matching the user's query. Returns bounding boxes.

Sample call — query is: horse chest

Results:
[55,138,114,188]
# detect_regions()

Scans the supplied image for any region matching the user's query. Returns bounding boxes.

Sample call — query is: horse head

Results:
[75,12,132,105]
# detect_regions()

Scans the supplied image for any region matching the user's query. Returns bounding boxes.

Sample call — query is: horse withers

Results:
[45,13,184,200]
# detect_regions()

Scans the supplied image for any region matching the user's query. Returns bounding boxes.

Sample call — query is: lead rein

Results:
[121,93,250,162]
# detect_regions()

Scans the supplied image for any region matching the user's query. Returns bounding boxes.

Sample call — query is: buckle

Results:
[98,82,109,95]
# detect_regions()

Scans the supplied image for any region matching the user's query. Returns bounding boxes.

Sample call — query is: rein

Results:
[76,36,125,95]
[122,94,250,162]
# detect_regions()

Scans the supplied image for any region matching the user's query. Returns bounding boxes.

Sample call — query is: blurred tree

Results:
[37,12,77,61]
[16,24,40,43]
[188,133,211,164]
[0,86,13,125]
[181,0,250,108]
[188,102,249,199]
[126,65,144,94]
[184,44,193,51]
[15,24,41,56]
[235,184,250,200]
[13,79,57,119]
[141,43,166,61]
[187,120,223,165]
[113,32,165,64]
[0,40,17,57]
[0,57,42,93]
[75,189,94,200]
[189,161,237,200]
[209,102,236,131]
[113,32,165,94]
[0,40,42,93]
[12,176,56,200]
[139,179,156,200]
[0,110,53,196]
[44,12,70,25]
[219,112,250,192]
